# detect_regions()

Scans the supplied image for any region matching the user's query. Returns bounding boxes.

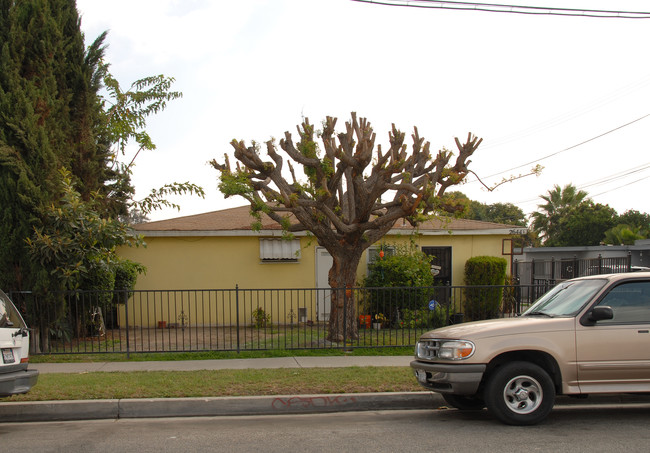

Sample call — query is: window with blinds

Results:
[259,239,301,261]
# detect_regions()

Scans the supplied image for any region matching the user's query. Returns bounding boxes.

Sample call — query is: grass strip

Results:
[1,367,421,402]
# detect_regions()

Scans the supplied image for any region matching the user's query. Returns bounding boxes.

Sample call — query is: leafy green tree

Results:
[25,169,145,346]
[603,224,647,245]
[468,200,526,226]
[617,210,650,232]
[98,68,204,218]
[26,169,143,292]
[531,184,589,245]
[547,201,617,246]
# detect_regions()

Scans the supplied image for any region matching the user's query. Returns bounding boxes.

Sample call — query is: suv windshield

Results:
[523,279,606,317]
[0,290,27,329]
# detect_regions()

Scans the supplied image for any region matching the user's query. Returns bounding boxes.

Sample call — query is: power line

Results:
[480,74,650,150]
[579,163,650,190]
[351,0,650,18]
[590,175,650,199]
[513,165,650,208]
[479,113,650,180]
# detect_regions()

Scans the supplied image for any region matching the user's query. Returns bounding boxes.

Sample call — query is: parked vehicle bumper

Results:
[0,368,39,396]
[410,360,485,395]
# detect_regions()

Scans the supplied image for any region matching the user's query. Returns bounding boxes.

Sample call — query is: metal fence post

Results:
[235,284,240,354]
[342,288,347,347]
[550,256,555,282]
[530,258,535,284]
[124,290,130,359]
[598,254,603,274]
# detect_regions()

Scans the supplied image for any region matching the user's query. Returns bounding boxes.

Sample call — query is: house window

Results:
[259,239,301,262]
[366,246,396,273]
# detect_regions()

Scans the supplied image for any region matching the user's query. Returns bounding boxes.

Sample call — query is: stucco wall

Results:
[390,233,510,286]
[119,232,510,291]
[119,235,317,290]
[116,232,510,327]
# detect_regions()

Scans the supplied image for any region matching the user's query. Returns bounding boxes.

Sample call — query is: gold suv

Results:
[411,273,650,425]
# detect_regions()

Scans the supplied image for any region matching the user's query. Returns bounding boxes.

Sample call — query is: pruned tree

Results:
[213,113,482,342]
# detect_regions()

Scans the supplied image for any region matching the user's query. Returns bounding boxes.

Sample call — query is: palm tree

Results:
[531,184,589,244]
[603,224,647,245]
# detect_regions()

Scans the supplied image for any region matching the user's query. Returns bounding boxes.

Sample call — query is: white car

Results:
[0,290,38,396]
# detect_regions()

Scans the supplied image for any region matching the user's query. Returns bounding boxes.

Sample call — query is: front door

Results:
[421,246,452,285]
[422,246,452,306]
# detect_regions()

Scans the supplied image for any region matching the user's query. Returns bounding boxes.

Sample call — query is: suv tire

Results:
[485,361,555,425]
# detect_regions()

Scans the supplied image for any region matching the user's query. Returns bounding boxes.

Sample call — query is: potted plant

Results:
[373,313,387,329]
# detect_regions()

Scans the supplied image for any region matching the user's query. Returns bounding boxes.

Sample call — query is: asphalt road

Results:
[3,406,650,453]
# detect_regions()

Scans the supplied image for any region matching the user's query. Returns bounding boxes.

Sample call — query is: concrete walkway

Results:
[33,355,415,373]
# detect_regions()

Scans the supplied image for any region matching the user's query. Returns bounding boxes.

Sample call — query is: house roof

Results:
[134,205,520,237]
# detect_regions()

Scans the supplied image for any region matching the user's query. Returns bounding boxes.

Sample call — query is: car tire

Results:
[485,361,555,425]
[442,393,486,411]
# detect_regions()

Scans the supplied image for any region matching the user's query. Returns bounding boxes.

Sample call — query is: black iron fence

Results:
[514,254,633,285]
[9,283,550,355]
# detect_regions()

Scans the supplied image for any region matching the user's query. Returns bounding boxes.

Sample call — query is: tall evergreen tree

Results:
[0,0,109,291]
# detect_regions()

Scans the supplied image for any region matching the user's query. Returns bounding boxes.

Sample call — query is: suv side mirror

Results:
[588,306,614,322]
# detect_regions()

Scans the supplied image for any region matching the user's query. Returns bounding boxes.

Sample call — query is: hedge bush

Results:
[463,256,507,321]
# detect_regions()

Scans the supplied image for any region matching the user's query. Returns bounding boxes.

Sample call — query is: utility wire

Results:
[513,166,650,207]
[478,113,650,180]
[351,0,650,18]
[590,175,650,199]
[579,164,650,190]
[481,74,650,150]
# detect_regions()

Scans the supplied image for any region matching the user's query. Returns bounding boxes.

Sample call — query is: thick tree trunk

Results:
[326,251,361,343]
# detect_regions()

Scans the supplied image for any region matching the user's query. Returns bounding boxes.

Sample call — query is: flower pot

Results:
[373,322,382,330]
[359,315,371,329]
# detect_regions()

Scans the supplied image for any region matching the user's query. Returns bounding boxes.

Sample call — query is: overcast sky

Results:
[75,0,650,222]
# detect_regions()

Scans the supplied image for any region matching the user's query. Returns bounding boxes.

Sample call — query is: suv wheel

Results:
[442,394,485,411]
[485,361,555,425]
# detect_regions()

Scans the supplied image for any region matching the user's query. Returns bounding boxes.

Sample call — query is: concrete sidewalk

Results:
[32,355,414,374]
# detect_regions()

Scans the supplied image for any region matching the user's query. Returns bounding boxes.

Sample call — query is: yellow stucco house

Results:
[119,205,518,290]
[114,205,520,329]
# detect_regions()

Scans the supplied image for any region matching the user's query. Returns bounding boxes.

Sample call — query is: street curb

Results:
[3,392,649,423]
[0,392,444,422]
[0,399,120,422]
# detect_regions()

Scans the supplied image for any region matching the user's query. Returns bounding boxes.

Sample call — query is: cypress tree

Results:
[0,0,112,291]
